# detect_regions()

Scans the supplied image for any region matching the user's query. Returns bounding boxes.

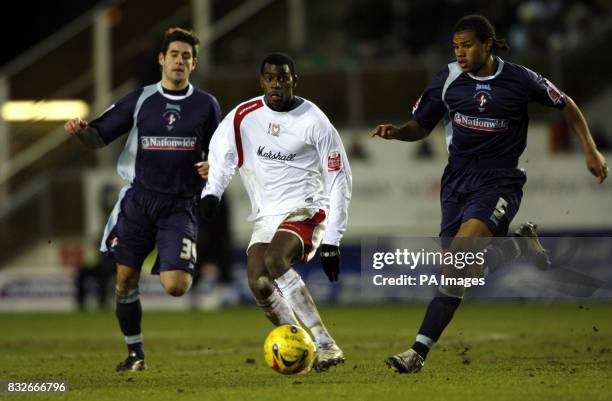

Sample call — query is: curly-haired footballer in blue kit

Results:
[370,15,608,373]
[64,28,221,372]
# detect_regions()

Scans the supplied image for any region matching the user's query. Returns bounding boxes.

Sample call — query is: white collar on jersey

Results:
[467,56,505,81]
[155,82,194,100]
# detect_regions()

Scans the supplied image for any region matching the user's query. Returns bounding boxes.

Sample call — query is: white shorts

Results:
[247,208,327,263]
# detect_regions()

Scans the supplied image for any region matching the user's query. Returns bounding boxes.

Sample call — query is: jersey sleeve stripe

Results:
[233,99,264,168]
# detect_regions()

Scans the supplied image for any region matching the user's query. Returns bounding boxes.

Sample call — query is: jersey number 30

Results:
[180,238,197,262]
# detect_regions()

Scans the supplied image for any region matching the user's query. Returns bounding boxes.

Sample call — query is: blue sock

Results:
[412,291,462,359]
[116,288,144,359]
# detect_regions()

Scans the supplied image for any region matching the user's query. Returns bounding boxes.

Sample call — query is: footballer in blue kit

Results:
[370,15,608,373]
[65,28,220,372]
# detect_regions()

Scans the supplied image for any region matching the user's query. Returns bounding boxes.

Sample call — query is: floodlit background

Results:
[0,0,611,311]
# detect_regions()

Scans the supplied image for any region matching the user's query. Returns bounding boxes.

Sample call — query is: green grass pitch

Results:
[1,303,611,401]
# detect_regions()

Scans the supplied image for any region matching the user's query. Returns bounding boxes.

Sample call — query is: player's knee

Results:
[264,249,290,278]
[249,275,274,299]
[115,268,139,294]
[163,282,190,297]
[161,273,192,297]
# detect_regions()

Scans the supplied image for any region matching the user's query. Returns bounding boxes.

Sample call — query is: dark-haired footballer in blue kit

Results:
[65,28,220,372]
[370,15,608,373]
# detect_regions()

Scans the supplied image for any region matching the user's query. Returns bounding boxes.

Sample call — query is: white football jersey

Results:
[202,96,352,246]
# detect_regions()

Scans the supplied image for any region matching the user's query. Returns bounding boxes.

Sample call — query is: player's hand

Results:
[64,117,88,135]
[585,149,608,183]
[198,195,219,221]
[369,124,399,140]
[194,161,209,179]
[320,244,340,282]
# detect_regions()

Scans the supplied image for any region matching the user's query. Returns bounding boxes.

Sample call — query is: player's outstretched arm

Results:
[561,97,608,183]
[64,117,105,148]
[369,120,431,142]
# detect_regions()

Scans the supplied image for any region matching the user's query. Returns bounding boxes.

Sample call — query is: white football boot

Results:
[386,349,424,373]
[312,342,345,372]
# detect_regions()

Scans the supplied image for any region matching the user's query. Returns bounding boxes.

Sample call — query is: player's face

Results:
[260,63,296,111]
[159,41,197,89]
[453,31,490,74]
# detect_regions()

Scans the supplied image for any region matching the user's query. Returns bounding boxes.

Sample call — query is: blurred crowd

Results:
[212,0,612,68]
[341,0,612,64]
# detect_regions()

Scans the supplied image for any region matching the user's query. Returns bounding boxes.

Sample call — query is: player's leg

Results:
[485,221,550,272]
[115,264,147,371]
[469,186,550,273]
[155,199,198,297]
[247,243,299,326]
[513,221,550,269]
[266,231,333,344]
[104,188,155,372]
[387,218,493,373]
[266,212,344,371]
[419,220,492,354]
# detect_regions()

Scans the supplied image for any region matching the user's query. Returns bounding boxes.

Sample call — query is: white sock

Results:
[255,289,299,326]
[275,268,334,345]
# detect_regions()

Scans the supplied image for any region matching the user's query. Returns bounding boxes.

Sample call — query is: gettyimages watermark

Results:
[361,237,612,299]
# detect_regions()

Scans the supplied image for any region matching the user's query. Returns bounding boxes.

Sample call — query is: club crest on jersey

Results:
[327,151,341,171]
[473,90,492,112]
[544,79,563,104]
[163,103,182,131]
[267,122,281,137]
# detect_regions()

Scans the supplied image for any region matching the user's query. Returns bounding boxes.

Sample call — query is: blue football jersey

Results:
[412,56,567,167]
[90,83,221,197]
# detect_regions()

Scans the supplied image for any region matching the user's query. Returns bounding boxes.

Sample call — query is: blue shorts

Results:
[439,165,526,241]
[104,186,198,274]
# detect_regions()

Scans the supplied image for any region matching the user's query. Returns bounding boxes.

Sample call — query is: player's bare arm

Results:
[369,120,431,142]
[64,117,105,148]
[561,96,609,183]
[194,161,209,179]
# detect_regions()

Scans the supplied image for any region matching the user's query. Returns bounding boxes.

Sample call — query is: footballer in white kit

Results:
[201,53,352,371]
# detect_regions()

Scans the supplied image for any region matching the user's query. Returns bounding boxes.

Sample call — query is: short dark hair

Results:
[260,53,296,76]
[453,15,509,52]
[160,27,200,58]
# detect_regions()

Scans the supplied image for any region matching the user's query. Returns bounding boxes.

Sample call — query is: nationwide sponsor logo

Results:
[453,113,509,132]
[544,79,563,104]
[163,103,181,131]
[327,151,341,171]
[141,136,197,150]
[256,146,296,162]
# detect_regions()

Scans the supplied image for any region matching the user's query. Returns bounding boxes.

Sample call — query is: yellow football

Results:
[263,325,316,375]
